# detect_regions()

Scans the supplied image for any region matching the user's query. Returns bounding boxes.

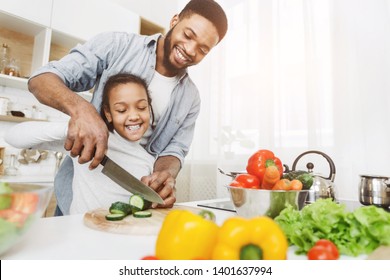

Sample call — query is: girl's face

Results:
[103,83,150,141]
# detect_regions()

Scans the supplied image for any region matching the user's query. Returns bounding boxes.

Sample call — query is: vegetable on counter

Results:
[274,198,390,256]
[155,209,219,260]
[282,170,313,190]
[212,216,288,260]
[272,179,303,191]
[141,255,159,260]
[307,239,339,260]
[0,182,39,227]
[109,201,132,216]
[246,149,283,185]
[230,173,260,189]
[129,194,152,212]
[105,195,153,221]
[261,166,281,190]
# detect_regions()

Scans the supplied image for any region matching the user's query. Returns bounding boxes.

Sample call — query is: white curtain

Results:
[175,0,390,202]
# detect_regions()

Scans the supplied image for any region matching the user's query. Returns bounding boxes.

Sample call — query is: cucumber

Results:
[133,211,152,218]
[282,170,314,190]
[129,194,152,211]
[109,201,132,215]
[105,213,127,221]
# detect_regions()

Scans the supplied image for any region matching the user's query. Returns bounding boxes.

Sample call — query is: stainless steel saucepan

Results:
[359,175,390,208]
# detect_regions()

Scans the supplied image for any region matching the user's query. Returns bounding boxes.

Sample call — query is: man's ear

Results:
[170,14,179,29]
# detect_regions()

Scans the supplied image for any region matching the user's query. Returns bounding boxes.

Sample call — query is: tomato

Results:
[230,173,260,189]
[307,239,339,260]
[141,255,159,260]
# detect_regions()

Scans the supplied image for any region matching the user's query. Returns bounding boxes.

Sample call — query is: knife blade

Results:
[100,155,164,204]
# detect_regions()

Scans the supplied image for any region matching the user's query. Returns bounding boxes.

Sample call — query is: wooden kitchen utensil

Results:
[83,205,202,235]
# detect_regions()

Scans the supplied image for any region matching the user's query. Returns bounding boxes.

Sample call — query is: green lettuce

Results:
[274,198,390,256]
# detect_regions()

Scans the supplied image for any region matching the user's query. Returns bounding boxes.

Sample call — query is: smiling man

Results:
[27,0,228,215]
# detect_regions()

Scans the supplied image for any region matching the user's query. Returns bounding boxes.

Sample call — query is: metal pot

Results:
[359,175,390,208]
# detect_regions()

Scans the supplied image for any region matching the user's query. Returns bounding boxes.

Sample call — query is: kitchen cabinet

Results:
[0,0,53,27]
[51,0,140,42]
[0,0,164,124]
[0,0,164,91]
[0,11,75,91]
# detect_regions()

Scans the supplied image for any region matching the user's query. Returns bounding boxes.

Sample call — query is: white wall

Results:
[110,0,179,31]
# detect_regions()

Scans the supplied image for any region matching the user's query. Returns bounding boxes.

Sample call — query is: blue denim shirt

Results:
[31,32,201,214]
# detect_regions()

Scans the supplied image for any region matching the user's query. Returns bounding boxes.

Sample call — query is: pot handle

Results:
[291,150,336,182]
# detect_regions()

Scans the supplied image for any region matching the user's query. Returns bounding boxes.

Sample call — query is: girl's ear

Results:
[103,105,113,123]
[170,14,179,29]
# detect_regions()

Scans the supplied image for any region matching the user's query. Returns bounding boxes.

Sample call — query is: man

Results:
[28,0,228,215]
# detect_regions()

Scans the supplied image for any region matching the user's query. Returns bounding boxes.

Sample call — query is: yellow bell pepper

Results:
[212,216,288,260]
[155,209,219,260]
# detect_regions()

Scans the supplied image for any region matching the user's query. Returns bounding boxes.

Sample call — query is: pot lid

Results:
[359,174,390,179]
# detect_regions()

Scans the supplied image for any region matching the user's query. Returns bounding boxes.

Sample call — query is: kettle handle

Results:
[291,150,336,182]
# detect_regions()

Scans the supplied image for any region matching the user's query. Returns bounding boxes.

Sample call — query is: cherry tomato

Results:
[230,173,260,189]
[141,255,159,260]
[307,239,339,260]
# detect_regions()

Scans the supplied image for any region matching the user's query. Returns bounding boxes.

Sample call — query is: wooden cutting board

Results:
[83,205,201,235]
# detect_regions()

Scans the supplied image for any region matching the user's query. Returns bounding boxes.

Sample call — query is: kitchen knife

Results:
[100,155,164,204]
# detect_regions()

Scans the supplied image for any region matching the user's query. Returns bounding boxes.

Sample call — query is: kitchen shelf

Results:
[0,74,28,91]
[140,17,165,35]
[0,114,47,123]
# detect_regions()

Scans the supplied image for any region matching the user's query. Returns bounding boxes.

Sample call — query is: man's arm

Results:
[28,73,108,169]
[141,155,181,208]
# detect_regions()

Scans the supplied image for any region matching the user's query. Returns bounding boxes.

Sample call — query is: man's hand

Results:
[28,73,108,170]
[65,103,109,169]
[141,155,181,208]
[141,171,176,208]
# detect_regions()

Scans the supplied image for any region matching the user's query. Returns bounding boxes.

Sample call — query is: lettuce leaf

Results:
[274,198,390,256]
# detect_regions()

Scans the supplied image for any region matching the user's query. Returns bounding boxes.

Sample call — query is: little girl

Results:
[5,73,156,214]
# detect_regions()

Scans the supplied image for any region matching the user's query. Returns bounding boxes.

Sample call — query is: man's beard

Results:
[162,27,182,74]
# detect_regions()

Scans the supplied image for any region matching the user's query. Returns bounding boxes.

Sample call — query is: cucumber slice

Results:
[109,201,132,215]
[105,213,127,221]
[129,194,151,211]
[133,211,152,218]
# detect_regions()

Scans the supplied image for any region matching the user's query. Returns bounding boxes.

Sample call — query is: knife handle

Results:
[101,155,108,166]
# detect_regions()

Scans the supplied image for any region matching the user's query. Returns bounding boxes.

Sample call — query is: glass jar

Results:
[4,58,20,77]
[0,43,9,74]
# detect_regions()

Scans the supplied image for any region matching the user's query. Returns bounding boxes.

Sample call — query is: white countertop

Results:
[0,175,54,184]
[1,199,366,260]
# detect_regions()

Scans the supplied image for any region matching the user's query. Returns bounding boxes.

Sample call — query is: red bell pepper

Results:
[246,149,283,184]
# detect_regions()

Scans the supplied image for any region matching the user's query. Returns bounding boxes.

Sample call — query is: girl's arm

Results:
[4,121,68,152]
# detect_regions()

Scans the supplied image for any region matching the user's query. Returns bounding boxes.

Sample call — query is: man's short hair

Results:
[179,0,228,43]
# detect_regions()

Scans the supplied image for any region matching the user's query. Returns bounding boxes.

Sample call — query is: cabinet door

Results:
[0,0,52,27]
[51,0,140,41]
